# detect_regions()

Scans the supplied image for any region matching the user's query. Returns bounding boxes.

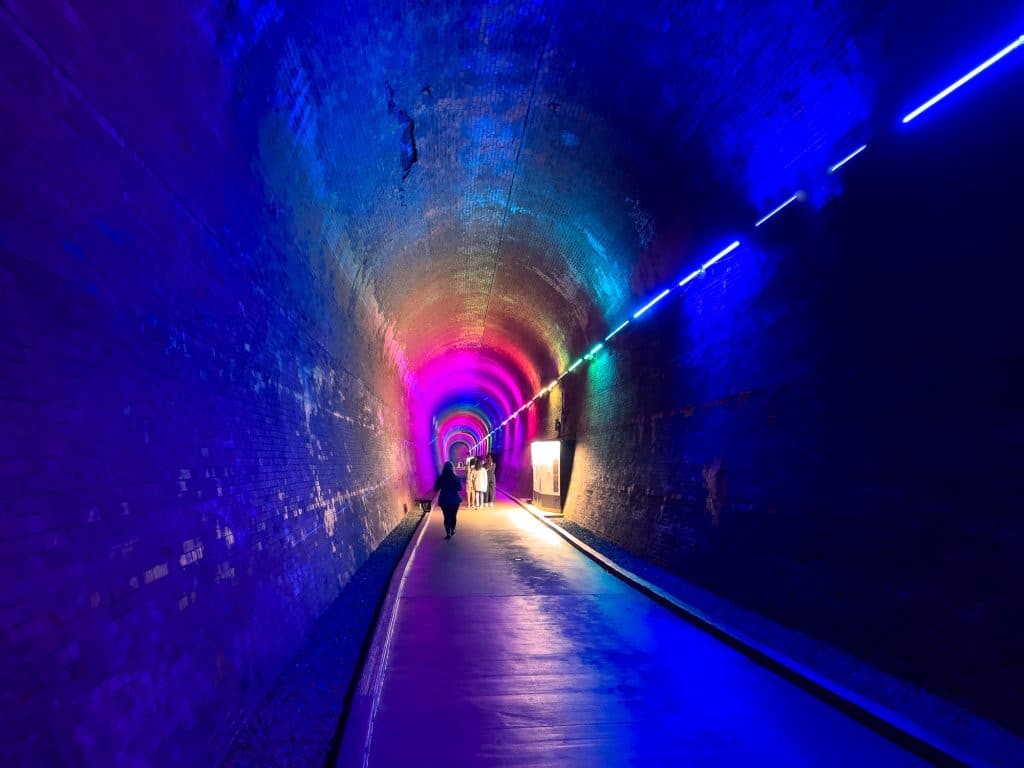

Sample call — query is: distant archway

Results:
[448,440,470,469]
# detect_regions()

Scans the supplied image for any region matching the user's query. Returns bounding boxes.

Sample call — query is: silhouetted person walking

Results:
[433,461,462,540]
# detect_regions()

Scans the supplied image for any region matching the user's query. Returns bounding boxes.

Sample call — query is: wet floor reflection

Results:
[362,503,928,767]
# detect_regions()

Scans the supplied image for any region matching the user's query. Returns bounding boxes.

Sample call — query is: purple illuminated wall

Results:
[1,3,414,765]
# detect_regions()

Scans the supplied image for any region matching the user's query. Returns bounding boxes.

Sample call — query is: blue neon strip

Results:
[482,34,1024,433]
[633,288,673,319]
[903,36,1024,124]
[755,195,799,227]
[605,320,630,341]
[444,37,1024,455]
[702,240,741,270]
[589,343,604,356]
[828,144,867,174]
[678,269,701,287]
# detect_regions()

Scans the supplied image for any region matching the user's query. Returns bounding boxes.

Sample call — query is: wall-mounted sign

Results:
[531,440,561,509]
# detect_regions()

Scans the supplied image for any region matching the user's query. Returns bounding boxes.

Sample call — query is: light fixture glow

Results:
[828,144,867,174]
[755,195,799,227]
[903,36,1024,124]
[568,359,583,372]
[702,240,741,270]
[678,269,701,287]
[589,343,604,356]
[633,288,673,319]
[605,320,630,341]
[530,440,561,464]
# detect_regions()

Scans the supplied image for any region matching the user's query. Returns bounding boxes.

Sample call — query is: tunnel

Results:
[3,0,1024,765]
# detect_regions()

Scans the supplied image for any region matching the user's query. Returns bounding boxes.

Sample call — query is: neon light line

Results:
[828,144,867,174]
[633,288,673,319]
[465,40,1018,445]
[589,343,604,356]
[755,195,799,227]
[903,36,1024,124]
[679,269,701,287]
[702,240,741,270]
[605,320,630,341]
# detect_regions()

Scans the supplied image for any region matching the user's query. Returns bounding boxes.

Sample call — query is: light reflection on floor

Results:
[355,501,929,767]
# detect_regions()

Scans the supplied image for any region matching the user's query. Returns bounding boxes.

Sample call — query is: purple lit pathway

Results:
[358,501,929,767]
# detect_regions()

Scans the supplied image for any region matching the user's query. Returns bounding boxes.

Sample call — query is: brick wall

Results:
[564,85,1024,735]
[0,7,414,766]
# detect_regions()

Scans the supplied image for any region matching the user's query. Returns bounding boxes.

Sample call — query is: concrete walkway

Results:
[357,501,931,767]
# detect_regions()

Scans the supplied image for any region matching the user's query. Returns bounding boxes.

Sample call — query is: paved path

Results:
[360,501,930,767]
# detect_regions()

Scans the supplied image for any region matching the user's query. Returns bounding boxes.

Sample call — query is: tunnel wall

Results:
[1,9,414,767]
[563,92,1024,733]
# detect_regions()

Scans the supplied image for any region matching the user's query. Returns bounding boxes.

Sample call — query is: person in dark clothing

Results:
[433,461,462,540]
[485,455,497,506]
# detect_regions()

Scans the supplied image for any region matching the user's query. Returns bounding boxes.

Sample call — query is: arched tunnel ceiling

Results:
[248,0,1021,450]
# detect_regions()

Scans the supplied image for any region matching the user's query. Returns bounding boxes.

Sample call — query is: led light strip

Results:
[903,35,1024,124]
[605,320,630,341]
[828,144,867,174]
[701,240,741,269]
[484,236,742,449]
[471,35,1024,451]
[633,288,673,319]
[755,194,800,227]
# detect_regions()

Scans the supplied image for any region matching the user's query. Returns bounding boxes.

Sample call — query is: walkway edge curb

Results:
[335,506,433,768]
[500,489,972,768]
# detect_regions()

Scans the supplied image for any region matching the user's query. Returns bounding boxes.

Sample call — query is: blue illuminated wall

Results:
[563,55,1024,733]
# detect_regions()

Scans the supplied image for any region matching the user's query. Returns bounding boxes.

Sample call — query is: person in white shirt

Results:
[474,460,489,508]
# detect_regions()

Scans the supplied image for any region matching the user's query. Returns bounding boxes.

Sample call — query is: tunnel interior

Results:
[3,0,1024,764]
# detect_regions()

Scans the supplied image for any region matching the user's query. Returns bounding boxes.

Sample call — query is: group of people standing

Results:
[432,453,499,540]
[466,454,497,508]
